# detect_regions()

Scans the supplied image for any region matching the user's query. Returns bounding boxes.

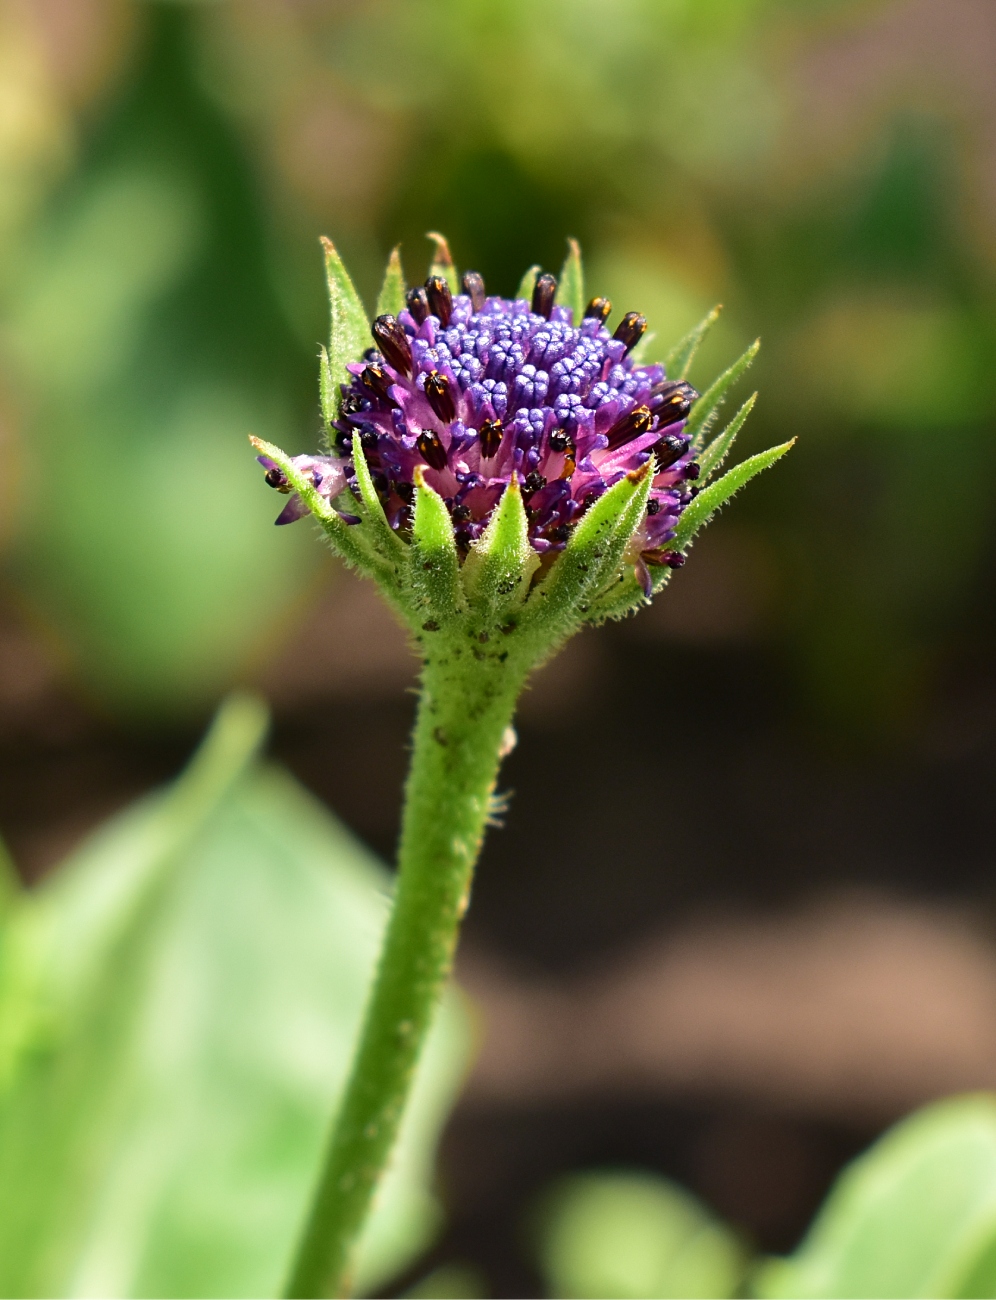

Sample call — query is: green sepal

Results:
[321,237,369,423]
[522,462,654,648]
[671,439,795,554]
[319,345,336,442]
[249,435,389,585]
[426,232,459,295]
[516,264,540,302]
[687,338,760,448]
[555,238,584,323]
[664,304,722,381]
[407,467,465,625]
[351,440,407,566]
[697,392,757,482]
[586,567,661,624]
[376,245,406,318]
[461,477,539,624]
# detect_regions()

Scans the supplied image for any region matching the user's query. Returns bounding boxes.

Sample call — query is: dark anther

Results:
[548,429,574,453]
[654,433,688,470]
[371,315,413,376]
[683,462,701,481]
[549,523,570,543]
[613,311,647,354]
[606,403,653,450]
[425,370,456,423]
[360,364,393,401]
[651,379,698,425]
[582,491,598,509]
[406,286,429,325]
[416,428,448,471]
[462,271,486,312]
[362,346,381,362]
[334,430,354,452]
[452,503,472,523]
[359,429,379,451]
[340,393,364,415]
[664,551,686,569]
[584,297,612,323]
[425,275,453,326]
[532,273,557,319]
[454,528,473,550]
[394,480,415,503]
[523,471,547,495]
[479,418,503,459]
[264,467,289,492]
[646,498,661,515]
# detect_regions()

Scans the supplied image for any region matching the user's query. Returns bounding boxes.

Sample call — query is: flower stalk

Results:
[256,233,793,1297]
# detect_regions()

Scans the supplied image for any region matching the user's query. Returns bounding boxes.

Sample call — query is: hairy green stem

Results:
[285,647,527,1298]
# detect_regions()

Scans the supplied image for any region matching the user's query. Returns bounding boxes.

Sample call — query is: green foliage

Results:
[664,306,723,382]
[0,696,469,1298]
[673,440,795,554]
[758,1094,996,1300]
[556,238,585,322]
[376,245,407,318]
[687,338,761,447]
[408,469,465,625]
[535,1170,746,1299]
[461,478,538,623]
[426,232,459,295]
[516,264,540,301]
[697,392,758,483]
[322,235,370,417]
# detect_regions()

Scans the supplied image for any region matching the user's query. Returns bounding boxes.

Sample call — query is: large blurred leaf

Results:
[534,1169,746,1300]
[759,1094,996,1299]
[0,696,470,1297]
[2,7,316,716]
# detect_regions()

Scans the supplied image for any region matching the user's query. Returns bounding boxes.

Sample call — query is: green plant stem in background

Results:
[285,651,527,1298]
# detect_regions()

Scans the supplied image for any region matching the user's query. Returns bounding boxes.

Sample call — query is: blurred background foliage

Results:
[3,0,996,736]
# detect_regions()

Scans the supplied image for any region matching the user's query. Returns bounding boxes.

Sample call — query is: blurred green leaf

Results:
[516,264,540,301]
[0,695,470,1298]
[758,1094,996,1300]
[4,8,317,718]
[535,1169,746,1300]
[664,305,723,382]
[323,234,370,406]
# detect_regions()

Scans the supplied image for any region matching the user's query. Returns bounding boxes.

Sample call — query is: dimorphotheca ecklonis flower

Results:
[253,237,791,640]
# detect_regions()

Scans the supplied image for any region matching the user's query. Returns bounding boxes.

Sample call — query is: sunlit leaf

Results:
[686,338,760,447]
[555,238,584,323]
[758,1094,996,1300]
[673,440,794,553]
[535,1170,746,1299]
[697,392,757,482]
[0,696,470,1298]
[376,245,406,318]
[664,305,722,381]
[426,232,459,295]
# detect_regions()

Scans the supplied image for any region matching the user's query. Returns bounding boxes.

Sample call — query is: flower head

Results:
[252,237,791,644]
[325,272,699,589]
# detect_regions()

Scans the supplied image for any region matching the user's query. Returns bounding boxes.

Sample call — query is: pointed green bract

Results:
[628,331,656,365]
[461,478,539,623]
[318,345,336,441]
[555,238,585,323]
[321,237,369,423]
[426,232,459,295]
[351,441,407,564]
[673,439,795,552]
[687,338,760,447]
[516,264,540,302]
[522,464,653,648]
[408,469,464,624]
[664,304,722,380]
[248,435,385,583]
[376,246,406,318]
[698,392,757,482]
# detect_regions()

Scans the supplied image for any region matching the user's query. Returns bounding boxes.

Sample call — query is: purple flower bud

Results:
[328,280,699,553]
